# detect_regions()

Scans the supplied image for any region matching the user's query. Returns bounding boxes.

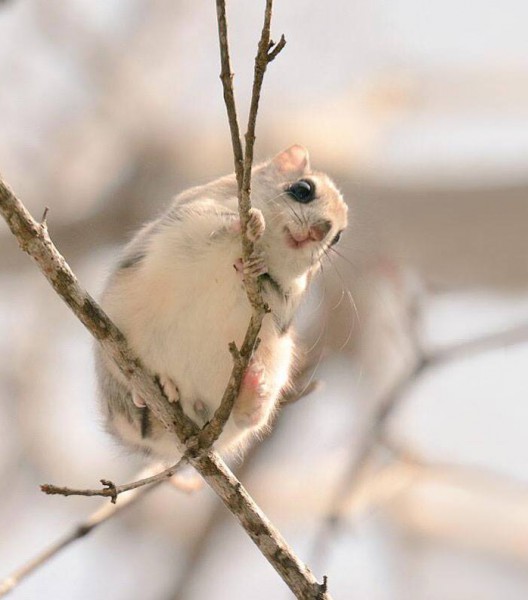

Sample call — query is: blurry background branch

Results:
[0,465,164,598]
[310,288,528,571]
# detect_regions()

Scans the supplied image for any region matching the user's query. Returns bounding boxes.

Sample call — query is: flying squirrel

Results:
[95,145,348,460]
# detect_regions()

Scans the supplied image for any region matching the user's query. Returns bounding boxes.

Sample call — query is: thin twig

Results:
[0,469,163,597]
[41,459,186,504]
[241,0,286,275]
[242,3,285,181]
[198,0,286,448]
[40,206,49,228]
[215,0,244,189]
[215,0,286,272]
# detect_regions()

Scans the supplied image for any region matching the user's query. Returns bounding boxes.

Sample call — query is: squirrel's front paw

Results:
[233,250,268,279]
[244,250,268,278]
[246,207,265,242]
[228,208,265,242]
[159,375,180,403]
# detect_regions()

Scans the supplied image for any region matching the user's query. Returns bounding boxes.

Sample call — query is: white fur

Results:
[98,146,348,460]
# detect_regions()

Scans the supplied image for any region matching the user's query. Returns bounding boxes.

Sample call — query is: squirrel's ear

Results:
[271,145,310,175]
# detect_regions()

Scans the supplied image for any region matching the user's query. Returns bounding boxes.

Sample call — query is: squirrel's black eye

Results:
[330,231,342,246]
[287,179,315,204]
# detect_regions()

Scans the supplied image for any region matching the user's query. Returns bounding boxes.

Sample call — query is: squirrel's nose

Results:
[309,220,332,241]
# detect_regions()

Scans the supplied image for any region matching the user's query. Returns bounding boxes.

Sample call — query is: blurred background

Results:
[1,1,528,598]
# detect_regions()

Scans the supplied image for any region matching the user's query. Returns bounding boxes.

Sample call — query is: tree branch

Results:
[20,356,319,598]
[198,0,285,448]
[215,0,244,190]
[171,441,261,599]
[2,442,262,598]
[41,459,186,504]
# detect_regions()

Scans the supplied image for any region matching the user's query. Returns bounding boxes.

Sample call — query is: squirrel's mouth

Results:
[284,221,332,249]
